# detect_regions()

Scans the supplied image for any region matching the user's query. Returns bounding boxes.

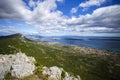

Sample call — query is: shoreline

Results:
[41,41,120,55]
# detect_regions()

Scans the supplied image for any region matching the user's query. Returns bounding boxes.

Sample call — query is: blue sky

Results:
[0,0,120,36]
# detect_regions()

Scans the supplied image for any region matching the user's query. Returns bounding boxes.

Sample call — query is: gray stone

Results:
[0,52,35,79]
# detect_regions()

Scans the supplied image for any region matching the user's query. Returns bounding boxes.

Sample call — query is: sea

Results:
[27,35,120,52]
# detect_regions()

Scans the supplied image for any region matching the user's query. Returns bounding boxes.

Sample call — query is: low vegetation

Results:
[0,33,120,80]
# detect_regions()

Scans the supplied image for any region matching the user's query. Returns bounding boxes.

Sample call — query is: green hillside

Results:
[0,34,120,80]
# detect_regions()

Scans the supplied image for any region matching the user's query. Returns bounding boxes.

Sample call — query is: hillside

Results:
[0,34,120,80]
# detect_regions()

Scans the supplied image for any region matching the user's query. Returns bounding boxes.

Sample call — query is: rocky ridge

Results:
[0,53,80,80]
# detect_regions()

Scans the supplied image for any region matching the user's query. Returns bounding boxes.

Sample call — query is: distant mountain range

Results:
[25,34,120,40]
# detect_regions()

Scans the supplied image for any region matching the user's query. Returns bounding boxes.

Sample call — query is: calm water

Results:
[28,36,120,52]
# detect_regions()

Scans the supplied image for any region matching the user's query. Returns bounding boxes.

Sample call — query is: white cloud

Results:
[79,0,106,8]
[71,0,106,13]
[57,0,64,2]
[70,7,78,14]
[68,5,120,33]
[0,0,31,19]
[29,0,37,8]
[0,0,120,36]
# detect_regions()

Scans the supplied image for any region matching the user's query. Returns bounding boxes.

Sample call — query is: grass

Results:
[0,34,120,80]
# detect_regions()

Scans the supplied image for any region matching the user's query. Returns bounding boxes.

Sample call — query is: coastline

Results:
[43,41,120,55]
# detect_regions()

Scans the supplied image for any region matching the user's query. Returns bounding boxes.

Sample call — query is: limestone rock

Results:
[42,66,80,80]
[0,53,35,79]
[42,66,62,80]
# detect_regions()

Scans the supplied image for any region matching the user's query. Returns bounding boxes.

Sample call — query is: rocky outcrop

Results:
[0,53,81,80]
[64,72,80,80]
[0,53,35,79]
[42,66,80,80]
[42,66,62,80]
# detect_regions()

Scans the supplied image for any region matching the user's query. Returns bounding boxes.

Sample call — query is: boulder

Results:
[42,66,80,80]
[0,52,35,79]
[42,66,62,80]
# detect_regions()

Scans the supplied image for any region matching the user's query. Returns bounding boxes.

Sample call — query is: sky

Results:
[0,0,120,36]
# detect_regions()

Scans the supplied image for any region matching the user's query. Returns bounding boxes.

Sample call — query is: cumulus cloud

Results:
[29,0,37,8]
[0,0,63,21]
[0,0,120,36]
[0,0,65,33]
[68,5,120,33]
[79,0,106,8]
[0,0,31,19]
[71,0,106,13]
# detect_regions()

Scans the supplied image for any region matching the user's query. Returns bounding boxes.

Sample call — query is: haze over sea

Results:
[27,35,120,52]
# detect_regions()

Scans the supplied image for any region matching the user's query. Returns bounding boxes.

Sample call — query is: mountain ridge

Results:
[0,33,120,80]
[0,33,23,39]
